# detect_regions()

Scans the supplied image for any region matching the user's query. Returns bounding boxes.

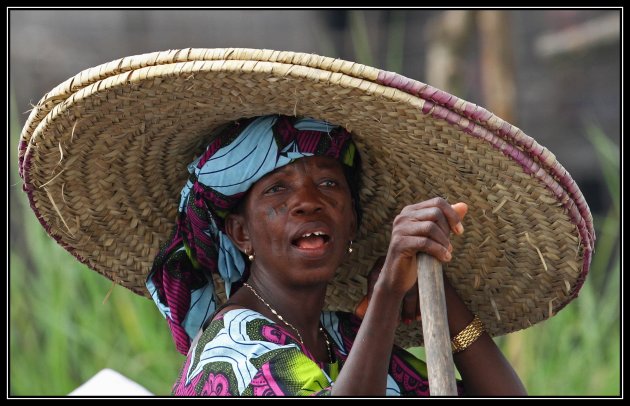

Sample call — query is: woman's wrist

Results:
[372,259,415,299]
[372,279,408,314]
[451,314,485,353]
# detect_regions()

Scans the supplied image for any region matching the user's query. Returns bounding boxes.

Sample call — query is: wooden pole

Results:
[417,253,457,395]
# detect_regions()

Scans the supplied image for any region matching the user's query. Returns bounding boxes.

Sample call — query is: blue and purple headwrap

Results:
[147,115,360,354]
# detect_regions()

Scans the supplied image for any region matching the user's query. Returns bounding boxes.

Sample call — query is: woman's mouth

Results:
[291,231,330,250]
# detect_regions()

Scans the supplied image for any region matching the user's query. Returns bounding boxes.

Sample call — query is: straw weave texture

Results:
[18,48,594,347]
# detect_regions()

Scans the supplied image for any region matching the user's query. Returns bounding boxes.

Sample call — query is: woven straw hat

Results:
[18,48,594,347]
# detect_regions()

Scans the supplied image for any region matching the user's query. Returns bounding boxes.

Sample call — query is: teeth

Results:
[301,231,326,238]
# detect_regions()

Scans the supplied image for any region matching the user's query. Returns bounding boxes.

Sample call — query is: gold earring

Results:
[348,241,353,254]
[248,251,255,262]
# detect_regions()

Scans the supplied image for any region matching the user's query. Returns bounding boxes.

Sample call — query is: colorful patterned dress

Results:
[172,309,463,396]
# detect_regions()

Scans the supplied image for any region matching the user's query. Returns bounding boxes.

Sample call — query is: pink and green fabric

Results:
[172,310,463,396]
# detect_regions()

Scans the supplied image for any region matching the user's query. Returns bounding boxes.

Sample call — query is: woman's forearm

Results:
[444,282,527,396]
[330,282,402,396]
[333,277,526,396]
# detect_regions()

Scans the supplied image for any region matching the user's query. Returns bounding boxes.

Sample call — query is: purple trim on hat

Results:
[377,69,594,303]
[18,139,27,179]
[17,52,595,336]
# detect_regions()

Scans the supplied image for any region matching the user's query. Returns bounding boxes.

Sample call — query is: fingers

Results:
[354,295,368,319]
[398,205,449,236]
[388,199,469,265]
[451,202,468,234]
[373,199,468,324]
[406,236,452,262]
[394,219,451,259]
[400,197,466,236]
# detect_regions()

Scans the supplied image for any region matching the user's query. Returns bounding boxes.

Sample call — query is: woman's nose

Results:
[290,183,324,216]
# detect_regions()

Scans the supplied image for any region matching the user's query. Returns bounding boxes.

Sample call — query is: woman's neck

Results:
[246,273,328,342]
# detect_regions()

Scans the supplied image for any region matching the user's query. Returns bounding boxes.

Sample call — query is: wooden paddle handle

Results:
[416,253,458,395]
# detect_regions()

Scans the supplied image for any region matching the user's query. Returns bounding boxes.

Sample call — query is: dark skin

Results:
[361,257,527,396]
[224,155,526,396]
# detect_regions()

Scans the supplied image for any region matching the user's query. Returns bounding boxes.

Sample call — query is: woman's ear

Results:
[224,213,251,254]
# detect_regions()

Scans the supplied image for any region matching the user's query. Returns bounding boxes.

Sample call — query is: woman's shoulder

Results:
[202,308,271,339]
[210,306,269,326]
[175,308,323,396]
[200,307,301,350]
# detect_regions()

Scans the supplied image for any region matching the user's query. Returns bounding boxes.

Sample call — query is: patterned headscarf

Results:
[147,115,360,354]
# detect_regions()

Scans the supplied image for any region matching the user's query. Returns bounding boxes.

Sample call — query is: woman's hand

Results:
[349,199,526,395]
[355,199,468,321]
[379,198,467,297]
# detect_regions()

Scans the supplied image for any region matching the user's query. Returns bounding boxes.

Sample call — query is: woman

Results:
[147,115,525,396]
[18,48,593,397]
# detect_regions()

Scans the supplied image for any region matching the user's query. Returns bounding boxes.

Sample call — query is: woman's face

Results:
[227,156,357,286]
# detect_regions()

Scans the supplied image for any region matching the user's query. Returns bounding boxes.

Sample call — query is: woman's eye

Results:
[320,179,338,187]
[264,184,285,194]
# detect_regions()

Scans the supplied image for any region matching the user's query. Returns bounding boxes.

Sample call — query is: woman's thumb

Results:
[451,202,468,220]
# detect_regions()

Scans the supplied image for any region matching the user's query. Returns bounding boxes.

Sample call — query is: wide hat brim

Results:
[18,48,594,348]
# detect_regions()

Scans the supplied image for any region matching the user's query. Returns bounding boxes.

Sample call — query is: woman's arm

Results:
[339,198,526,396]
[330,279,406,395]
[332,197,461,396]
[444,281,527,396]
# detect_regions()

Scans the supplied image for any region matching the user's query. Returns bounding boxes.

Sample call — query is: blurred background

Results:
[9,9,620,396]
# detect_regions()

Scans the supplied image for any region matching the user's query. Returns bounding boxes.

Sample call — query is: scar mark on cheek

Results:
[266,208,277,219]
[278,205,288,215]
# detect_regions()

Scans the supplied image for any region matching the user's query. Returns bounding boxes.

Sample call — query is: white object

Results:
[69,368,153,396]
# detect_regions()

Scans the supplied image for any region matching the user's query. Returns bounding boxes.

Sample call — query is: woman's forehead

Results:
[270,156,344,176]
[276,156,342,171]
